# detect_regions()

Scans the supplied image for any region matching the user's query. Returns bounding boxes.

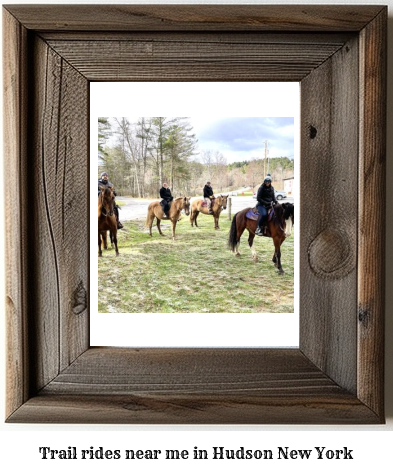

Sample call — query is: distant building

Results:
[283,176,294,196]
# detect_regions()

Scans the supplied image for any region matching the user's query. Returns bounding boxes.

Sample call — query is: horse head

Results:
[99,185,115,217]
[182,196,191,216]
[281,203,294,237]
[219,194,229,210]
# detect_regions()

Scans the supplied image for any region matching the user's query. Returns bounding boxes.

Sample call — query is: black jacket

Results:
[98,178,117,196]
[160,187,173,202]
[256,183,276,207]
[203,185,214,199]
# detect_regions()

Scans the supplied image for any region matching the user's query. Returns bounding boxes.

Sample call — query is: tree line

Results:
[98,117,294,197]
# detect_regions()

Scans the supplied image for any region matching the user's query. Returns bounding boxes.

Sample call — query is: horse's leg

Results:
[214,214,220,230]
[190,209,194,227]
[112,228,119,256]
[248,231,258,262]
[273,237,284,274]
[171,219,177,241]
[156,218,164,235]
[98,231,103,257]
[101,231,107,250]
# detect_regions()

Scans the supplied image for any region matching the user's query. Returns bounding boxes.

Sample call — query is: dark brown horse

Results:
[98,185,119,257]
[190,194,229,230]
[228,203,294,274]
[145,196,190,241]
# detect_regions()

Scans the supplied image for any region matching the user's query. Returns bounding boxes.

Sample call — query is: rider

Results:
[159,182,173,217]
[203,181,214,214]
[255,174,277,236]
[98,172,123,229]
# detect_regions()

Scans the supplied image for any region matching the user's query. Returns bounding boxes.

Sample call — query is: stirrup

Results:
[255,227,263,236]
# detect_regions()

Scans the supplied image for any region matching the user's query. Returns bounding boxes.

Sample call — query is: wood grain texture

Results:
[358,9,387,417]
[18,36,90,393]
[300,36,359,394]
[3,8,30,417]
[45,36,349,82]
[3,5,386,424]
[7,348,379,424]
[3,5,384,32]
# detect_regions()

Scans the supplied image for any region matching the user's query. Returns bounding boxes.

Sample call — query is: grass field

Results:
[98,213,294,313]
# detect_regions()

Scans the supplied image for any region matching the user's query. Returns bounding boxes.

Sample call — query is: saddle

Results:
[246,207,274,221]
[201,197,215,207]
[160,199,171,214]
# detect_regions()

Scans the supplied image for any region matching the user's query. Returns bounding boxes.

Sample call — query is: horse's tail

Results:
[145,203,154,227]
[228,212,239,251]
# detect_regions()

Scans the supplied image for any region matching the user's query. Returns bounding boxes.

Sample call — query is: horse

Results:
[145,196,190,241]
[228,202,294,274]
[190,194,229,230]
[98,185,119,257]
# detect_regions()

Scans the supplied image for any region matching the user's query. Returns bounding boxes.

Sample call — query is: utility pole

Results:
[264,140,269,175]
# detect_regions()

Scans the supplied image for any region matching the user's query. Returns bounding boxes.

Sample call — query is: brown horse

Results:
[190,194,229,230]
[98,185,119,257]
[145,196,190,241]
[228,203,294,274]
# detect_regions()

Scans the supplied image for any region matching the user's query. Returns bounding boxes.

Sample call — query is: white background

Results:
[1,1,392,473]
[90,82,300,348]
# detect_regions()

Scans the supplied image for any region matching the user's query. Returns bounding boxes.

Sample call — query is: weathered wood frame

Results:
[3,5,386,423]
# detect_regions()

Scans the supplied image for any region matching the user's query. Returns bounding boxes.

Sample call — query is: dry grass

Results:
[98,213,294,313]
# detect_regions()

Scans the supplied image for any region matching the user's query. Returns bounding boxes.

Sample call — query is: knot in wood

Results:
[308,228,355,279]
[73,281,87,315]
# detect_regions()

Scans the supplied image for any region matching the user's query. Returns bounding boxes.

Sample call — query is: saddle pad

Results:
[246,207,275,221]
[246,208,259,220]
[201,200,208,207]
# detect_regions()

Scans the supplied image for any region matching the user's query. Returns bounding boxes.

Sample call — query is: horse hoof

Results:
[278,270,284,275]
[235,253,241,257]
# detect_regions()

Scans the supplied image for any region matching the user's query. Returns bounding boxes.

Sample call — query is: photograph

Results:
[97,115,295,314]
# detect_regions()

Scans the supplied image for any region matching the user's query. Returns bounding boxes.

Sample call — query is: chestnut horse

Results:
[228,203,294,274]
[98,185,119,257]
[190,194,229,230]
[145,196,190,241]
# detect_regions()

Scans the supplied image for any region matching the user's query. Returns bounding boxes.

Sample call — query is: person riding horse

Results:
[203,181,214,214]
[255,175,277,236]
[98,172,123,229]
[159,182,173,217]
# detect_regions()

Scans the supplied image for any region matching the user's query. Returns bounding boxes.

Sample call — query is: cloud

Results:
[190,117,295,162]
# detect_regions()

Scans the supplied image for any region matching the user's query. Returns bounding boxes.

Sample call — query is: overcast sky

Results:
[189,116,294,163]
[107,116,295,165]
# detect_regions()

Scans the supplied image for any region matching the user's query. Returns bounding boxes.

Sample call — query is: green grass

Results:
[98,214,294,313]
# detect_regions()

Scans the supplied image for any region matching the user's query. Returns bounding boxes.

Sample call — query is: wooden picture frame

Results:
[4,5,386,424]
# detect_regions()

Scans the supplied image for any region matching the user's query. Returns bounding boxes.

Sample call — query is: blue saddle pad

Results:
[246,207,274,221]
[246,208,259,221]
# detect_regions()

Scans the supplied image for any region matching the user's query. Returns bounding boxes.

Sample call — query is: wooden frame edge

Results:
[3,5,386,424]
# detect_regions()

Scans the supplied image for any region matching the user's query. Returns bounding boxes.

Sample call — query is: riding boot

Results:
[208,207,213,215]
[117,221,124,229]
[255,226,263,236]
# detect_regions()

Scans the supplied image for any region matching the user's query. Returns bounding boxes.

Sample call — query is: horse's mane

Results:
[272,204,284,225]
[283,203,294,220]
